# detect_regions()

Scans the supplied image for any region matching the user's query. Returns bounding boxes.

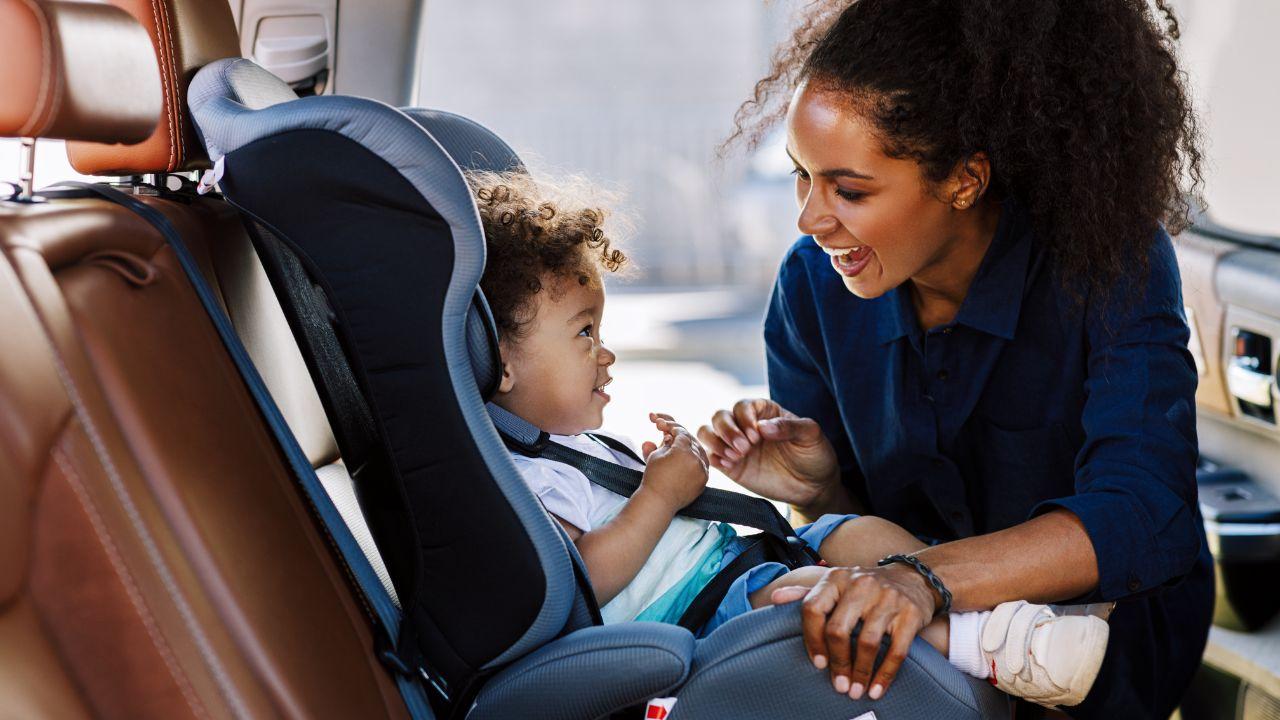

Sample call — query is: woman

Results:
[699,0,1213,717]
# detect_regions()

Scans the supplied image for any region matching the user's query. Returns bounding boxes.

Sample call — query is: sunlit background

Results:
[2,0,1276,484]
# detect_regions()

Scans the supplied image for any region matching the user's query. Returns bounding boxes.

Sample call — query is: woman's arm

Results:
[786,232,1202,699]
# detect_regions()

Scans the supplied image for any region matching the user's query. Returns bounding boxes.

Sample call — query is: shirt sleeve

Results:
[1031,231,1203,601]
[764,242,868,506]
[510,456,596,533]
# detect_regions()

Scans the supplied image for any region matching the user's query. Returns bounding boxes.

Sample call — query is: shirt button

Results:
[936,369,949,381]
[942,327,953,335]
[1127,576,1141,593]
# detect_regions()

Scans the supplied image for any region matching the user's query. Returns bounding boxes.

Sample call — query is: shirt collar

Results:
[877,200,1032,345]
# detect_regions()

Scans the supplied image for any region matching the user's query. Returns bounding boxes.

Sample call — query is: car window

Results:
[0,138,101,191]
[1177,0,1280,238]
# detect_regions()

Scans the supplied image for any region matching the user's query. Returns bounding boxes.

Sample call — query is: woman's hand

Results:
[771,564,939,701]
[696,398,839,512]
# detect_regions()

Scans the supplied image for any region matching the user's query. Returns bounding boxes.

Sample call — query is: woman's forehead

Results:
[785,82,884,173]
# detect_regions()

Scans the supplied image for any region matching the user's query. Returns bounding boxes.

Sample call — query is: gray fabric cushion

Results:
[671,603,1010,719]
[468,623,694,720]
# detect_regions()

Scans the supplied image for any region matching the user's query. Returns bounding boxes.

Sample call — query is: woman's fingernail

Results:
[834,675,850,694]
[849,682,864,700]
[812,654,827,670]
[721,459,735,469]
[724,447,740,461]
[869,684,883,700]
[733,438,750,454]
[746,428,760,444]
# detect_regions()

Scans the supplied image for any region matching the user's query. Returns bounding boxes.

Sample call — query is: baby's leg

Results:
[815,514,929,567]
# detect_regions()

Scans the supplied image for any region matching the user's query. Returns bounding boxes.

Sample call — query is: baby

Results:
[469,170,1109,708]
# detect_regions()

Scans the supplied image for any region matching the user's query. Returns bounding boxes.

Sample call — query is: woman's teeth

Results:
[823,246,863,257]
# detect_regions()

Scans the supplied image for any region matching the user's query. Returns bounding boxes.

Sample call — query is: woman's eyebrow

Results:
[785,147,874,180]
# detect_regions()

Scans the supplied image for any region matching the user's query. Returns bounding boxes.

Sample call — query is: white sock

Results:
[947,610,992,680]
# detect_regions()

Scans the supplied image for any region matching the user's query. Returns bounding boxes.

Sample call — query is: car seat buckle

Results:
[197,156,225,195]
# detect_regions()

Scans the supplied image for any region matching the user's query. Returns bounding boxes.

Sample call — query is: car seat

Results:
[186,57,1011,720]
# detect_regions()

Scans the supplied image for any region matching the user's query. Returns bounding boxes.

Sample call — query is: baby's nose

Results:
[599,344,616,366]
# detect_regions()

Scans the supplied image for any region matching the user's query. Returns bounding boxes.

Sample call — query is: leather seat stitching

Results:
[15,0,52,136]
[50,443,211,720]
[16,264,251,719]
[155,0,184,167]
[147,0,177,169]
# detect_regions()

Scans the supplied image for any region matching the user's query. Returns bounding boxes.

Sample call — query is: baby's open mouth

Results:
[593,377,612,400]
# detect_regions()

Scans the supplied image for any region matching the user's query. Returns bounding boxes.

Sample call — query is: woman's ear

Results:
[947,151,990,209]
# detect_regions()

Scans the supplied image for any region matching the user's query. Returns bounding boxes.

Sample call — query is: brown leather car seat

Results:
[0,1,409,717]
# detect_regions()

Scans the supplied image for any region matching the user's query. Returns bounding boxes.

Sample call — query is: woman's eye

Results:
[790,167,810,181]
[835,188,866,202]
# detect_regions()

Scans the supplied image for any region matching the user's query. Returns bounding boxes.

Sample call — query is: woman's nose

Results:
[796,187,839,238]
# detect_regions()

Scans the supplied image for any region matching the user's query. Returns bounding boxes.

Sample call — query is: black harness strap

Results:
[501,430,822,632]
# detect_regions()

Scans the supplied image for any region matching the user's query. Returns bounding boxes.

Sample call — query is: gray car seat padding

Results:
[190,57,1010,719]
[191,58,575,683]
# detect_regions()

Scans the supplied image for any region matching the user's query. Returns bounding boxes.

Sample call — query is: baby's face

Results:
[495,274,615,435]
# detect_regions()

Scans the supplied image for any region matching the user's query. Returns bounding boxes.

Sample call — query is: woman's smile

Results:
[822,243,874,278]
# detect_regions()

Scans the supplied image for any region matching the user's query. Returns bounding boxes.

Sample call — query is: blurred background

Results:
[2,0,1275,466]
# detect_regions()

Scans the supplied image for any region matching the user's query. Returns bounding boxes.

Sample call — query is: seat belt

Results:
[49,181,437,718]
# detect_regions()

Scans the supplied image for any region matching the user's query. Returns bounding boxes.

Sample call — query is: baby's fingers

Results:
[641,441,658,460]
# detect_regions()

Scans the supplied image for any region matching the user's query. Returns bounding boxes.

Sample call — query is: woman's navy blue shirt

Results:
[764,202,1213,718]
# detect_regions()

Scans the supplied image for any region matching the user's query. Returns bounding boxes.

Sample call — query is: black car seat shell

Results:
[188,56,1012,719]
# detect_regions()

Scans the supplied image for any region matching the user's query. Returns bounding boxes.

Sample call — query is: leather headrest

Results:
[0,0,161,144]
[67,0,240,175]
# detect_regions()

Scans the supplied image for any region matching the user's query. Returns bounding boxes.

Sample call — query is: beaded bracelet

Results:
[877,554,953,616]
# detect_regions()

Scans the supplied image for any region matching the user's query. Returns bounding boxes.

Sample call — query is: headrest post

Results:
[17,138,36,201]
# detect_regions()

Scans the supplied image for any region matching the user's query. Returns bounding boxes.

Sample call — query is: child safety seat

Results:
[187,57,1012,719]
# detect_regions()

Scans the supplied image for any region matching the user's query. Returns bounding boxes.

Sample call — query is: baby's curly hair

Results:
[468,170,629,341]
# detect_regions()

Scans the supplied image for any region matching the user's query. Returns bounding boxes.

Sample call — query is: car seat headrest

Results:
[0,0,161,144]
[66,0,240,175]
[397,108,527,402]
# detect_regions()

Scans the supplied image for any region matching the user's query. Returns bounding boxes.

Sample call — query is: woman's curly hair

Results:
[728,0,1203,301]
[468,170,629,340]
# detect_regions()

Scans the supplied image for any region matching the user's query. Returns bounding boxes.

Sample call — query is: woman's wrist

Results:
[791,472,852,524]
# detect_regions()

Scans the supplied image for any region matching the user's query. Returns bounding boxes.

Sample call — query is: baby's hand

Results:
[640,413,709,511]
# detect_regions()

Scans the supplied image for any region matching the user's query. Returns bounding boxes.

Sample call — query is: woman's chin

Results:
[841,275,890,300]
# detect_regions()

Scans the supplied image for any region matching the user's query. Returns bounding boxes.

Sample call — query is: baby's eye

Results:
[578,324,593,338]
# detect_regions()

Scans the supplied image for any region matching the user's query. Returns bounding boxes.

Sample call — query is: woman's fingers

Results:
[868,612,920,700]
[710,409,751,458]
[799,572,843,671]
[770,585,809,605]
[848,601,894,699]
[696,424,736,471]
[821,574,875,694]
[732,398,771,445]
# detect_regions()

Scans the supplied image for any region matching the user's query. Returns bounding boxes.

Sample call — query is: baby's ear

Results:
[496,341,517,394]
[497,361,515,394]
